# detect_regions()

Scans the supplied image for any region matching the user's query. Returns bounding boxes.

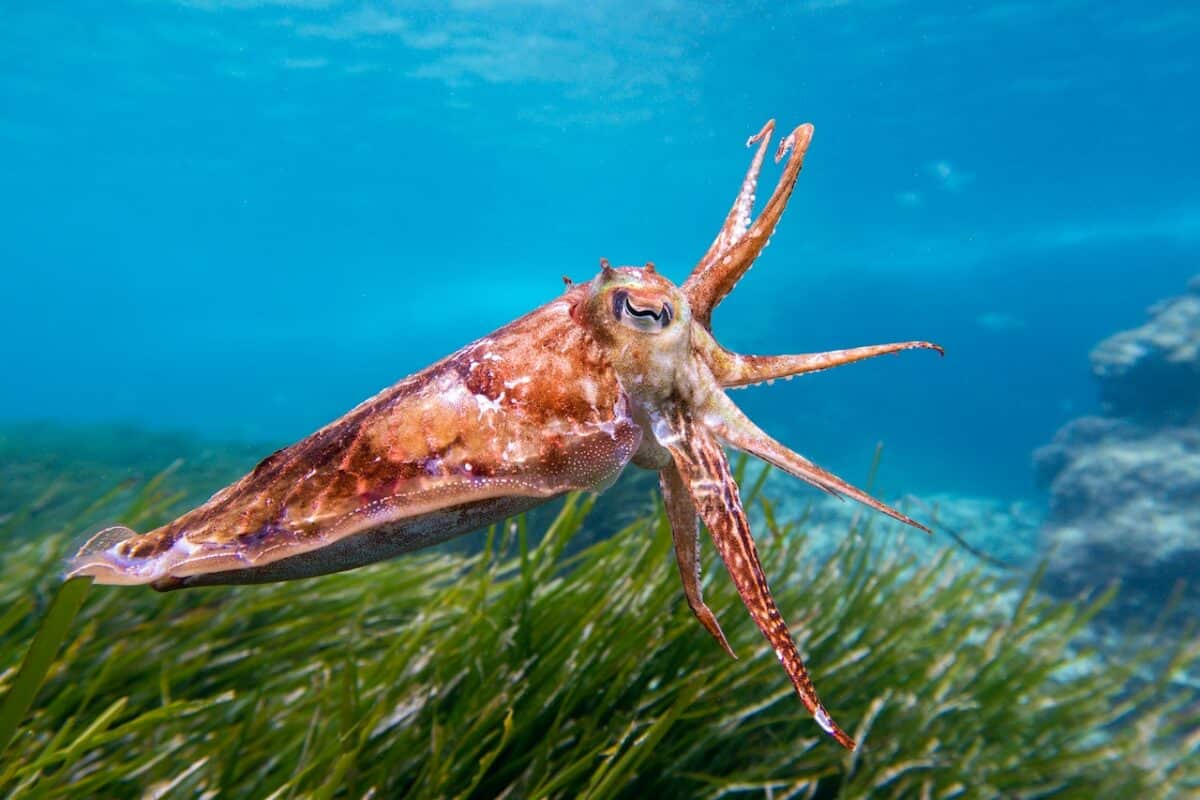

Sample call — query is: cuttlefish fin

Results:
[659,407,856,750]
[702,390,930,534]
[684,122,815,329]
[659,463,736,659]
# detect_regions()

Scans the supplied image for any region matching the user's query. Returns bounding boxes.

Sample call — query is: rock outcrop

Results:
[761,466,1040,568]
[1035,276,1200,617]
[1090,275,1200,423]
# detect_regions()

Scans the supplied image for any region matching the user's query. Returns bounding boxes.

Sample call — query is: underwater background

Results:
[2,2,1199,797]
[2,0,1196,499]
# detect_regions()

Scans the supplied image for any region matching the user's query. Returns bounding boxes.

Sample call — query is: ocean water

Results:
[2,1,1195,503]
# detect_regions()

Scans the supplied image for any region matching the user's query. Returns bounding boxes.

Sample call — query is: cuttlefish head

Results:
[570,120,944,751]
[576,259,694,404]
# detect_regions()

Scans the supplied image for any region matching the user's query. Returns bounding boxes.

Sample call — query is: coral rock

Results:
[1036,275,1200,618]
[1035,419,1200,606]
[1090,279,1200,423]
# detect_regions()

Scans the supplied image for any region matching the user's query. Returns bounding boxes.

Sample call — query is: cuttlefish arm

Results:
[701,332,945,388]
[572,119,941,748]
[685,122,814,329]
[692,119,776,287]
[659,462,736,659]
[700,378,929,532]
[654,403,857,750]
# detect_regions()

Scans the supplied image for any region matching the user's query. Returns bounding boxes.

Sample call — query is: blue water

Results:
[2,2,1197,501]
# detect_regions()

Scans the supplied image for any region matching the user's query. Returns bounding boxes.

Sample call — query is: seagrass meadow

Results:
[0,449,1197,799]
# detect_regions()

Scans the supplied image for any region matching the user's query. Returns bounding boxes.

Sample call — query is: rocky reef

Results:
[1035,275,1200,617]
[761,471,1040,569]
[1090,275,1200,423]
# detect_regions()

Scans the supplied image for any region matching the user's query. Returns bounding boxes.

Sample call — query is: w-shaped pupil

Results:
[614,290,673,327]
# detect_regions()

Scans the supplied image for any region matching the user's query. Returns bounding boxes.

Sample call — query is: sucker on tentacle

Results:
[695,119,775,275]
[68,118,941,750]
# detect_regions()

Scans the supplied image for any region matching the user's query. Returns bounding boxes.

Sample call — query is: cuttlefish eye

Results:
[612,289,673,333]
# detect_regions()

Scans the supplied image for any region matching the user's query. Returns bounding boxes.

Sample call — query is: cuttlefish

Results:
[69,120,941,749]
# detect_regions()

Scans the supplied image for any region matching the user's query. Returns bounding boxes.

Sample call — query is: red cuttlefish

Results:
[70,120,942,749]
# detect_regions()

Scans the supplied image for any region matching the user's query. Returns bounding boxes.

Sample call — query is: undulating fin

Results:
[68,526,151,586]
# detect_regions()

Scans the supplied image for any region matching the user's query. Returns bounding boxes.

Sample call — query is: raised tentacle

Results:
[700,386,930,533]
[692,119,775,276]
[660,463,736,658]
[715,341,944,388]
[684,123,815,329]
[658,405,856,749]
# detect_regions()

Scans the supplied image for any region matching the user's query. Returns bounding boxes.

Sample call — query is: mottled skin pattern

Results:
[72,298,641,589]
[70,119,942,749]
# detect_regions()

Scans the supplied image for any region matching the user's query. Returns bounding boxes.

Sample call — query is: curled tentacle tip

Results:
[909,340,945,357]
[776,123,815,164]
[746,119,776,148]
